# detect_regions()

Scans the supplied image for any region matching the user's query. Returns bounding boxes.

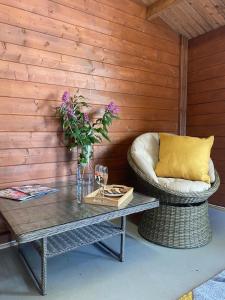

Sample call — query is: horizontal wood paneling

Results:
[0,43,179,84]
[188,89,225,105]
[0,0,179,54]
[0,132,140,149]
[0,60,178,98]
[188,125,225,137]
[0,23,179,74]
[187,25,225,206]
[0,158,129,184]
[0,4,179,65]
[188,101,225,116]
[0,161,75,184]
[90,0,147,19]
[0,0,180,232]
[188,113,225,127]
[52,0,179,41]
[0,146,130,169]
[0,79,178,109]
[0,115,177,132]
[0,98,178,121]
[189,26,225,60]
[189,51,225,74]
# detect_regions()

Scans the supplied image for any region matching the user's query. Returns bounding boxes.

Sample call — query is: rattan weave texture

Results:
[127,149,220,205]
[34,221,122,257]
[138,202,211,248]
[1,185,158,295]
[127,148,220,248]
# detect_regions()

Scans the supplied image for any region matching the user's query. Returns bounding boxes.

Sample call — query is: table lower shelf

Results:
[33,221,123,258]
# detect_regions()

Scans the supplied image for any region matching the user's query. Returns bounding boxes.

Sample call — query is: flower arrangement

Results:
[57,91,119,166]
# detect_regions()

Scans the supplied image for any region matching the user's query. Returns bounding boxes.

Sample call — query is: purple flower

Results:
[106,102,119,114]
[62,91,70,103]
[60,102,66,109]
[67,107,74,118]
[83,112,89,122]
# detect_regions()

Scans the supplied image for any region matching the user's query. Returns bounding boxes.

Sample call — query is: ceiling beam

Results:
[146,0,179,20]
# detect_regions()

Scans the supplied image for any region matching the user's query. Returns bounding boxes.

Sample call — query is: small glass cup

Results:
[95,165,108,197]
[102,166,108,197]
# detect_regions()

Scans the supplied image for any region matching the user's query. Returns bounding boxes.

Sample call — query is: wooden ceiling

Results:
[135,0,225,39]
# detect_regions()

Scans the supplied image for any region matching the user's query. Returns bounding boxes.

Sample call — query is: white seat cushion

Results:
[131,132,159,183]
[131,132,214,193]
[209,159,215,183]
[158,177,210,193]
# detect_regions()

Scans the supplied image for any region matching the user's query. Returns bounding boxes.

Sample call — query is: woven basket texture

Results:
[127,148,220,248]
[127,149,220,205]
[139,202,211,248]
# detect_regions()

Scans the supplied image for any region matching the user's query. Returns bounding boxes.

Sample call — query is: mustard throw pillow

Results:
[155,134,214,183]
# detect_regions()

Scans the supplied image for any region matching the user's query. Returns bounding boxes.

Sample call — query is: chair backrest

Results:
[130,132,216,184]
[130,132,159,183]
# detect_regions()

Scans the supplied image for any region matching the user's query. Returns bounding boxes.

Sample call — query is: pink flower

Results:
[62,91,70,103]
[106,102,119,114]
[83,112,89,122]
[67,107,74,118]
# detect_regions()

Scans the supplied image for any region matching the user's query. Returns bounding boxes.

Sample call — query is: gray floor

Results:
[1,207,225,300]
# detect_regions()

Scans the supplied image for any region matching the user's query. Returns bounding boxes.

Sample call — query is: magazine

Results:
[0,185,58,201]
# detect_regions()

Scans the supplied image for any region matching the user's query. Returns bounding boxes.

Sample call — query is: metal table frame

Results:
[0,189,158,296]
[17,216,126,296]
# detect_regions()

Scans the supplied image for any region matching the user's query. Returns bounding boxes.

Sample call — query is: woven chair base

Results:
[138,201,212,249]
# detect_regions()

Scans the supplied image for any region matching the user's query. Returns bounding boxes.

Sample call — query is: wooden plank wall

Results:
[0,0,180,237]
[0,0,180,185]
[187,25,225,206]
[0,0,180,231]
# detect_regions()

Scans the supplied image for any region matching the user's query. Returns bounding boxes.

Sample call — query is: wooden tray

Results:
[84,185,134,207]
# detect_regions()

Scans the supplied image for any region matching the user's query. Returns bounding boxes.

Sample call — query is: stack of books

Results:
[0,185,58,201]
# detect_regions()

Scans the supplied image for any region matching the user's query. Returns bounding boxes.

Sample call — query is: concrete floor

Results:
[0,207,225,300]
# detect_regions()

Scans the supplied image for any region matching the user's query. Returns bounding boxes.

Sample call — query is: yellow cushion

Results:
[179,291,193,300]
[155,134,214,184]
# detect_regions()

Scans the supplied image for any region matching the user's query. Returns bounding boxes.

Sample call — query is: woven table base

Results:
[138,201,211,249]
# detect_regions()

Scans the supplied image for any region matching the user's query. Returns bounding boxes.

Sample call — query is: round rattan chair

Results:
[127,134,220,249]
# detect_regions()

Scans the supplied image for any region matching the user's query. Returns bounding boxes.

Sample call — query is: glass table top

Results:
[0,184,158,241]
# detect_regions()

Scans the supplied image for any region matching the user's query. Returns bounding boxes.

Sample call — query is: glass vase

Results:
[76,145,94,202]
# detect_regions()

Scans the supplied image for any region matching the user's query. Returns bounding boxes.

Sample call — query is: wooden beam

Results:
[179,35,188,136]
[146,0,180,20]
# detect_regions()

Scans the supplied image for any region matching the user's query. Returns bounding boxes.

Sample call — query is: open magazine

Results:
[0,185,58,201]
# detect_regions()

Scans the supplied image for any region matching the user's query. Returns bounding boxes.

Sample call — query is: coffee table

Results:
[0,185,158,295]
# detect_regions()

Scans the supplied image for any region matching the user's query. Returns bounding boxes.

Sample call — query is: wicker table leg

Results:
[120,216,126,262]
[18,238,48,296]
[95,216,126,262]
[41,238,47,296]
[18,220,127,295]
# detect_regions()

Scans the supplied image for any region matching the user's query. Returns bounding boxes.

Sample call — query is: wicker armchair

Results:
[127,134,220,249]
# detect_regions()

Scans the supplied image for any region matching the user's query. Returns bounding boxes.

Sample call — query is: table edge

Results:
[16,199,159,243]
